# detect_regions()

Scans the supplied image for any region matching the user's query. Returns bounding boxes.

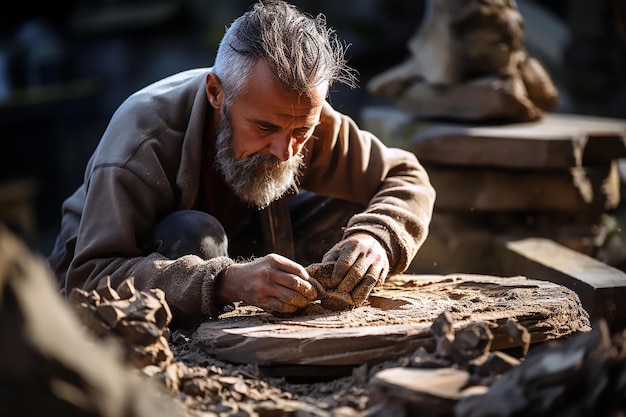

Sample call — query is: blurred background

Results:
[0,0,624,257]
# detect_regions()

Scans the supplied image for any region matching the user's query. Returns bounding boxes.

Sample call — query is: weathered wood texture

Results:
[193,274,590,367]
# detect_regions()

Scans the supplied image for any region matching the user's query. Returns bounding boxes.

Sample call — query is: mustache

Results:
[236,152,282,172]
[248,152,281,166]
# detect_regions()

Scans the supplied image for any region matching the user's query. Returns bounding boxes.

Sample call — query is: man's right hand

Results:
[214,254,318,313]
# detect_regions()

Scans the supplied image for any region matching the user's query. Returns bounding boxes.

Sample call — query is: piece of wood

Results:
[371,368,472,401]
[361,107,626,169]
[369,367,478,416]
[193,274,590,367]
[425,162,620,212]
[495,237,626,330]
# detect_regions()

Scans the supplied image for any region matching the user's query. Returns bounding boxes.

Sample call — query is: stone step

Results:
[361,106,626,169]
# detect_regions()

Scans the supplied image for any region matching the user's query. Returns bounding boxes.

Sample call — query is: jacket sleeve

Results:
[302,110,436,275]
[66,162,233,326]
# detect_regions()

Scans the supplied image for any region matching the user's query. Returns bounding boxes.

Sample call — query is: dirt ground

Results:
[160,335,406,416]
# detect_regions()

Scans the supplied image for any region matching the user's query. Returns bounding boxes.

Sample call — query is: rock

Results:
[0,225,184,417]
[455,320,626,417]
[194,274,590,366]
[70,276,174,368]
[367,0,558,122]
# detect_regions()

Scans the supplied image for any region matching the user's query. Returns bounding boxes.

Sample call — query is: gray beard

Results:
[214,108,304,209]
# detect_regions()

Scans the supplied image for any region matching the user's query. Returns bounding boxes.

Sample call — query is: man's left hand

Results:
[321,233,390,306]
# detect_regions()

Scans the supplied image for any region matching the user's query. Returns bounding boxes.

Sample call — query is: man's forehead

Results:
[234,65,328,126]
[241,60,328,112]
[251,99,323,121]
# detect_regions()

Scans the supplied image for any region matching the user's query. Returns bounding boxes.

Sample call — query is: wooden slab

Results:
[426,162,620,212]
[496,237,626,330]
[193,274,590,366]
[362,107,626,169]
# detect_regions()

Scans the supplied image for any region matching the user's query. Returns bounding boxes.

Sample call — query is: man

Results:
[48,0,435,329]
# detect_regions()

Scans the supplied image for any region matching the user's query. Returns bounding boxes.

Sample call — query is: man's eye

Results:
[294,128,310,137]
[256,125,273,133]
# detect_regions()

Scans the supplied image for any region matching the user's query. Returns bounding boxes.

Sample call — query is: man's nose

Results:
[268,134,294,162]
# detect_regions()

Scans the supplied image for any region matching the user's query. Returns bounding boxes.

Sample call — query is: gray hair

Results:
[212,0,356,106]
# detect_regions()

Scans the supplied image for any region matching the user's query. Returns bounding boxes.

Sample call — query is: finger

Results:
[336,257,369,293]
[332,248,359,283]
[321,246,341,263]
[268,253,309,278]
[375,267,389,287]
[306,262,338,289]
[265,297,298,314]
[264,278,312,308]
[277,289,312,309]
[351,271,378,307]
[272,271,317,301]
[307,277,326,300]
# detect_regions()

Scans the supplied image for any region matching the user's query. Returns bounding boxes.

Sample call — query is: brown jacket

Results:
[48,68,435,323]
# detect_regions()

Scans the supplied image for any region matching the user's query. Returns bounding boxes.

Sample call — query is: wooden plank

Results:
[363,107,626,169]
[495,237,626,331]
[409,114,626,168]
[193,274,590,367]
[426,162,620,212]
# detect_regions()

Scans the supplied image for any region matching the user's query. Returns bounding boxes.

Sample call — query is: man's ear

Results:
[206,72,224,109]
